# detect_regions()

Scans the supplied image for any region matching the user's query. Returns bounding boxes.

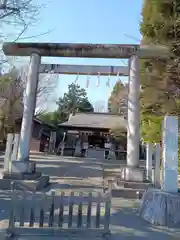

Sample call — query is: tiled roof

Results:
[59,112,127,129]
[16,117,55,129]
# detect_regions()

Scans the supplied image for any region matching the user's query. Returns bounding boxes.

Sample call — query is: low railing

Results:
[6,188,111,239]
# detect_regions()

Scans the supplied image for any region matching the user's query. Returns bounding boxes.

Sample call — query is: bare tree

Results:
[0,0,52,68]
[35,73,59,116]
[0,68,23,138]
[108,80,128,118]
[0,0,40,26]
[0,67,58,139]
[19,65,59,116]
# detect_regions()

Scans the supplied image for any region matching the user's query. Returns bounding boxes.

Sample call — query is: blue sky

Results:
[7,0,143,111]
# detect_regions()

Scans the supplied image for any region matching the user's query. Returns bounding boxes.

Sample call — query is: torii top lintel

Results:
[3,42,170,59]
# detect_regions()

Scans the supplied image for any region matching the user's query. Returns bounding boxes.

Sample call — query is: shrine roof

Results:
[59,112,127,129]
[16,117,55,129]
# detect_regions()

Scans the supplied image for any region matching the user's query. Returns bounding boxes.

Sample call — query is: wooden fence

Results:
[6,189,111,239]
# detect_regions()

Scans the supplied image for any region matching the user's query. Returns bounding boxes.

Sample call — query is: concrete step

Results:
[116,180,153,190]
[104,178,153,199]
[111,188,145,199]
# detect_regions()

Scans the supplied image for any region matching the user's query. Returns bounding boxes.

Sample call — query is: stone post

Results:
[4,134,14,172]
[162,116,178,192]
[11,134,20,161]
[14,53,41,173]
[121,55,143,181]
[154,143,161,188]
[146,142,153,181]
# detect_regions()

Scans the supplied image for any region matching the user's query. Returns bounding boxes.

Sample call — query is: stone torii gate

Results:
[39,63,129,76]
[3,42,169,182]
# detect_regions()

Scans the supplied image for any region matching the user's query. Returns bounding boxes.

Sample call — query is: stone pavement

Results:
[0,153,179,239]
[33,154,104,192]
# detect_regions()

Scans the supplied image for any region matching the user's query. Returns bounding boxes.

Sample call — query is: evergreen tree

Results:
[39,83,94,126]
[140,0,180,142]
[57,83,93,117]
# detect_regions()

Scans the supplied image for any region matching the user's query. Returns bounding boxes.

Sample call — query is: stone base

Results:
[139,188,180,226]
[3,171,41,180]
[120,166,145,182]
[11,161,36,173]
[0,176,49,191]
[1,161,49,191]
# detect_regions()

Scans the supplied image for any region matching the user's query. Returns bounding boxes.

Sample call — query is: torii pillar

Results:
[18,53,41,161]
[122,45,170,181]
[14,52,41,173]
[121,54,142,181]
[127,55,140,168]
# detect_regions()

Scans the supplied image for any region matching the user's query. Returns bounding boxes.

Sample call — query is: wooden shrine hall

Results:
[58,112,127,159]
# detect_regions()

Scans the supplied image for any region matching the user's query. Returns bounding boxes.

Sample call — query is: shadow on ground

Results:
[109,198,180,239]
